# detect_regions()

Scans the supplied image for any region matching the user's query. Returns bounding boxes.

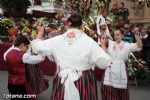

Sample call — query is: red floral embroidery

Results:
[119,45,124,50]
[113,45,117,50]
[67,33,75,38]
[113,44,124,50]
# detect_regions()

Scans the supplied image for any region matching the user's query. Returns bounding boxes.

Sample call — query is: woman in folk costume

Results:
[22,31,49,94]
[100,29,142,100]
[31,13,112,100]
[96,10,113,45]
[4,35,45,100]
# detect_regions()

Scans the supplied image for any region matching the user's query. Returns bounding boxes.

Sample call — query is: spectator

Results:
[136,23,144,34]
[88,24,98,41]
[141,30,150,68]
[122,23,134,43]
[130,24,137,42]
[147,26,150,33]
[110,3,118,15]
[118,2,129,22]
[140,28,148,41]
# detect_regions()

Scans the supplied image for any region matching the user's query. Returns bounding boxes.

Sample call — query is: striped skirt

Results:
[50,69,98,100]
[101,76,129,100]
[26,64,49,94]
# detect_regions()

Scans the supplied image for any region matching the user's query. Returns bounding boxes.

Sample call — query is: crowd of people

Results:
[0,1,150,100]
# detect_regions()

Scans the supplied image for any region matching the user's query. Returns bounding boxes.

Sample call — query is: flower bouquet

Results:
[0,18,15,42]
[0,18,14,36]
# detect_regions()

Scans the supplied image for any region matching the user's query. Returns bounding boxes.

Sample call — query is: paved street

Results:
[0,71,150,100]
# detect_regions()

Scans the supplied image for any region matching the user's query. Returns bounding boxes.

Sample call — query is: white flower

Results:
[27,8,33,14]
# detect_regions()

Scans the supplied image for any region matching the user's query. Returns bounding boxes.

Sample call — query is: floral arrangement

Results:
[0,18,14,36]
[127,52,150,81]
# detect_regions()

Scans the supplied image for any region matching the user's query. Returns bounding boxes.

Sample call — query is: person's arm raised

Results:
[31,25,53,57]
[36,25,45,39]
[134,34,143,48]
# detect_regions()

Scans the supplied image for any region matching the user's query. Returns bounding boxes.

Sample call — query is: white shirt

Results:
[31,28,111,100]
[4,45,45,64]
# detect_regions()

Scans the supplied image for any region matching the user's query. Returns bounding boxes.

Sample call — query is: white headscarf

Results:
[96,15,113,44]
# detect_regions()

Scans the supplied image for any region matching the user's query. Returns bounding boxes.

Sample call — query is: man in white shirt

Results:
[32,13,112,100]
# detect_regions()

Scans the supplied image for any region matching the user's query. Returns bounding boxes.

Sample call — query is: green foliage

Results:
[127,60,150,80]
[0,18,14,36]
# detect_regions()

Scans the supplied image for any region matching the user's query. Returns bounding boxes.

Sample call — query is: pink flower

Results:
[67,33,75,38]
[113,45,117,50]
[119,45,124,50]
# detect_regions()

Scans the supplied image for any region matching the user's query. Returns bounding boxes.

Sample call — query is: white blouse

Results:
[31,28,111,100]
[108,40,139,61]
[32,28,111,70]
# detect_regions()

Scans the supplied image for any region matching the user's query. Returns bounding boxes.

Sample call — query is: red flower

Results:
[67,33,75,38]
[119,45,124,50]
[113,45,117,50]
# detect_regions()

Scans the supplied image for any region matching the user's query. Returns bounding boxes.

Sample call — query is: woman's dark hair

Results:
[90,24,97,31]
[114,29,124,35]
[130,24,136,30]
[147,26,150,32]
[67,13,82,27]
[136,23,144,27]
[14,35,30,47]
[114,25,124,35]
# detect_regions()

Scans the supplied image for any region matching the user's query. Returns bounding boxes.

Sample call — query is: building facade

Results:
[111,0,150,26]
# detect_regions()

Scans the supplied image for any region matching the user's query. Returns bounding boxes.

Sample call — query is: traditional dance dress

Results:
[101,40,140,100]
[32,28,112,100]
